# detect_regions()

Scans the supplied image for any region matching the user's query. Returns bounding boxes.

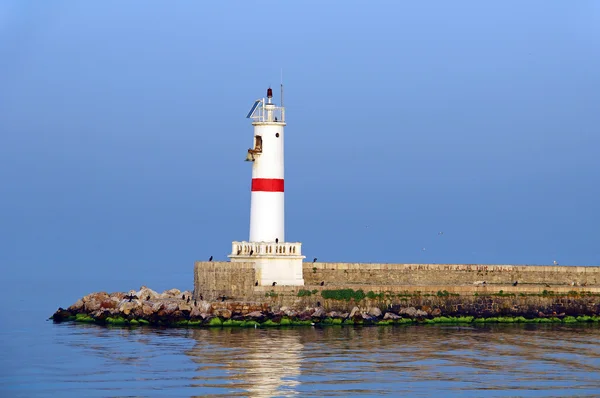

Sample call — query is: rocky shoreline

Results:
[51,286,600,327]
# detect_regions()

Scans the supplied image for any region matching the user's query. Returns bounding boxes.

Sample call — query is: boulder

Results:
[312,308,326,318]
[178,303,192,312]
[349,306,360,319]
[152,302,164,312]
[367,307,382,317]
[52,308,73,322]
[68,299,84,312]
[82,292,109,312]
[361,313,376,321]
[100,299,117,309]
[415,309,428,317]
[118,300,141,315]
[164,302,179,315]
[327,311,339,318]
[137,286,160,300]
[383,312,401,320]
[110,292,126,300]
[399,307,417,317]
[431,308,442,317]
[160,288,181,299]
[142,304,154,316]
[190,307,203,319]
[214,308,232,319]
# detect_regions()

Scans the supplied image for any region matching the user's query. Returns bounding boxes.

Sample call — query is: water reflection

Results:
[40,323,600,397]
[187,328,303,397]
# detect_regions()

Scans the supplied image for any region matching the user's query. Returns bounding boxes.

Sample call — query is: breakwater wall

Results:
[193,261,600,316]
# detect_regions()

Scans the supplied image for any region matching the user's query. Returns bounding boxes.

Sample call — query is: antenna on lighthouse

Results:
[280,69,284,107]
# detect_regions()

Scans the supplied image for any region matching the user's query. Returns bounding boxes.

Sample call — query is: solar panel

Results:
[246,100,261,118]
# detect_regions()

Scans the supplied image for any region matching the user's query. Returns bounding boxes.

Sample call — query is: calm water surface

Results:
[2,321,600,397]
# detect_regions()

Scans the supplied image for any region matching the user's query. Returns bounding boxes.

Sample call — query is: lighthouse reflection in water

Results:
[19,323,600,396]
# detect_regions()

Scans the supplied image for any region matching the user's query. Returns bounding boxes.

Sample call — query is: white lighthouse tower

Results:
[228,87,305,286]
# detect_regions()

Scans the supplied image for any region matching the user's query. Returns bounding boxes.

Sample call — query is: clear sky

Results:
[1,1,599,293]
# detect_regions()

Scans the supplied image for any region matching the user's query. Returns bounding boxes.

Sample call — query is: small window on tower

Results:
[254,135,262,152]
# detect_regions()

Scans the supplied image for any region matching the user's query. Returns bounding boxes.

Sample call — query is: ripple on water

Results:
[2,323,600,397]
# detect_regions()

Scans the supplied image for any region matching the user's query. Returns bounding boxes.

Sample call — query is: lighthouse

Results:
[228,87,305,286]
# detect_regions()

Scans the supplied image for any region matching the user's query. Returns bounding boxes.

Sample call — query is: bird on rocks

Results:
[146,295,151,301]
[255,281,259,286]
[313,258,317,263]
[513,281,518,286]
[209,255,213,262]
[320,281,325,286]
[200,295,204,301]
[221,296,227,302]
[187,296,190,304]
[182,294,186,300]
[316,301,321,307]
[194,299,197,307]
[272,282,277,287]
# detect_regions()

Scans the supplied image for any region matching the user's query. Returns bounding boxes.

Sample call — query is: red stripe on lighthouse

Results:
[251,178,284,192]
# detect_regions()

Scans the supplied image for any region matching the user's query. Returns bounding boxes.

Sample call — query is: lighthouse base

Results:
[228,241,305,286]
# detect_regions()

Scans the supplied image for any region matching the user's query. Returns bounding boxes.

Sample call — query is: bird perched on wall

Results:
[209,255,213,262]
[275,238,279,243]
[272,282,277,286]
[553,260,558,265]
[513,281,518,286]
[255,281,258,286]
[320,281,324,286]
[313,258,317,263]
[250,249,254,255]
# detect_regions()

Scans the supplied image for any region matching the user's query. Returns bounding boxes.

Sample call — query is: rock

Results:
[399,307,417,317]
[52,308,73,322]
[152,302,164,312]
[349,306,360,318]
[415,309,428,317]
[190,307,202,319]
[200,301,212,313]
[312,308,325,318]
[327,311,339,318]
[136,286,160,300]
[361,313,376,321]
[118,300,141,315]
[246,311,264,319]
[178,303,192,312]
[431,308,442,317]
[160,288,181,299]
[110,292,126,300]
[164,302,179,315]
[367,307,382,317]
[100,299,117,309]
[215,309,232,319]
[82,292,109,312]
[280,306,289,313]
[383,312,401,320]
[68,299,84,312]
[284,309,298,317]
[340,312,349,319]
[142,304,154,316]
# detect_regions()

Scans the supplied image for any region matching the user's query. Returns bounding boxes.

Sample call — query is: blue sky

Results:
[1,1,599,293]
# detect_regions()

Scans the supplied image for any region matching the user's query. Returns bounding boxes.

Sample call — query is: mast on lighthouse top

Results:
[246,87,285,125]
